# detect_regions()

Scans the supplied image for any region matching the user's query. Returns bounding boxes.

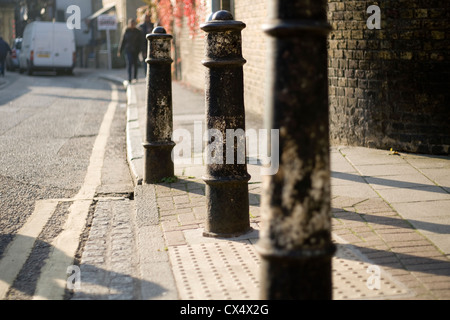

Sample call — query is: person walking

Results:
[138,12,154,68]
[118,19,143,83]
[0,36,12,77]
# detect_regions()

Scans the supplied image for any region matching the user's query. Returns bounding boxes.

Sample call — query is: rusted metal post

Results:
[200,10,251,238]
[257,1,335,299]
[143,26,175,184]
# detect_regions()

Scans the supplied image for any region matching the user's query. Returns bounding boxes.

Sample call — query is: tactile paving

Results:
[168,231,413,300]
[332,244,411,300]
[170,241,260,300]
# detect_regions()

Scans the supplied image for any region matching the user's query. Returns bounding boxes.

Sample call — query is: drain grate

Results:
[168,231,412,300]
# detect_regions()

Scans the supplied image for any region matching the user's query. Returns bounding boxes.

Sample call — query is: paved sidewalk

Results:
[97,69,450,300]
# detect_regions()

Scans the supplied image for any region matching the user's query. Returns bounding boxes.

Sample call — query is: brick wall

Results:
[175,0,449,155]
[235,0,268,118]
[328,0,449,154]
[175,0,268,117]
[175,16,206,92]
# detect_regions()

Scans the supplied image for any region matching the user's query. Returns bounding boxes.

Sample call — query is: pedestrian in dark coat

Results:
[0,36,12,77]
[118,19,143,83]
[138,13,154,65]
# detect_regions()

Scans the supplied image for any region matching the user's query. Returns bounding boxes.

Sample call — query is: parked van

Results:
[19,21,76,75]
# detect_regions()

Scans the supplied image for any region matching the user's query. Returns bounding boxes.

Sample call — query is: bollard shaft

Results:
[258,0,335,300]
[143,27,175,184]
[201,11,251,238]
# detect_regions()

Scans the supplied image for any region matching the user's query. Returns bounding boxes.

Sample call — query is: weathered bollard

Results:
[200,11,251,238]
[257,1,336,299]
[143,27,175,184]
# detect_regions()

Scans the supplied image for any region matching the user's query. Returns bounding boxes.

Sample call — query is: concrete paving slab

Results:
[330,155,358,173]
[419,168,450,193]
[365,174,436,190]
[331,183,380,199]
[391,200,450,256]
[339,147,406,165]
[356,164,419,177]
[348,154,406,166]
[331,171,367,186]
[377,186,449,203]
[404,154,450,169]
[391,200,450,220]
[418,233,450,258]
[409,216,450,235]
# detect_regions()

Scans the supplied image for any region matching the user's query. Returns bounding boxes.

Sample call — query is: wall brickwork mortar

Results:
[328,0,449,155]
[174,0,449,155]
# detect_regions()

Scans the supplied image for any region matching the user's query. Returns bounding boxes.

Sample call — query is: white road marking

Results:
[33,85,119,300]
[0,200,59,299]
[0,84,119,300]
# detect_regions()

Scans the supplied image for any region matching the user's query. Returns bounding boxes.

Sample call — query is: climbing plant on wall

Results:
[187,0,206,38]
[155,0,174,33]
[173,0,185,28]
[183,0,197,37]
[143,0,205,37]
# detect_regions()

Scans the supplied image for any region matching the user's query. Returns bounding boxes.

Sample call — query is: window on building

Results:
[212,0,234,16]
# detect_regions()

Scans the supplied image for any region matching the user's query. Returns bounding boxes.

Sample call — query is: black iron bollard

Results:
[200,11,251,238]
[257,1,336,299]
[143,27,175,184]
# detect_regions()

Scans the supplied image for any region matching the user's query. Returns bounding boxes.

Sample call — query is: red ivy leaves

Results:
[184,0,196,36]
[156,0,174,33]
[173,0,184,28]
[156,0,205,37]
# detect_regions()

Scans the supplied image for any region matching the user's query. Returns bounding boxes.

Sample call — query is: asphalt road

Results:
[0,69,133,299]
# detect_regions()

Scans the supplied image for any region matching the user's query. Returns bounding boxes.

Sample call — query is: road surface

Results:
[0,69,133,299]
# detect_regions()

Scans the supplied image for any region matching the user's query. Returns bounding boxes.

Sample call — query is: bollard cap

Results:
[152,26,167,34]
[200,10,246,32]
[212,10,234,21]
[146,26,173,40]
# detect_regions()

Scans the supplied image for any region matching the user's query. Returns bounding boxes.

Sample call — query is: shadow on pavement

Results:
[0,234,167,300]
[349,244,450,277]
[335,210,450,235]
[333,171,450,194]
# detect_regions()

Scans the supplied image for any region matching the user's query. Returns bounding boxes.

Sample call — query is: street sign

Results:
[97,15,117,31]
[97,15,117,70]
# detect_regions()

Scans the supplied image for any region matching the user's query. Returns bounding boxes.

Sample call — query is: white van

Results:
[19,21,76,75]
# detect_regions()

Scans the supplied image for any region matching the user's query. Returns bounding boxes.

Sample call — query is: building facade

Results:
[328,0,449,155]
[85,0,144,68]
[172,0,449,155]
[0,0,15,45]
